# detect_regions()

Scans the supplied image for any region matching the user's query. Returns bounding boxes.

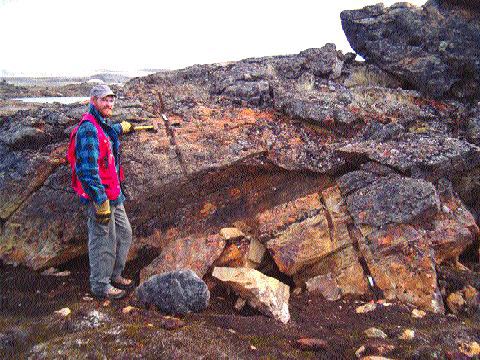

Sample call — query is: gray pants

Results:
[87,202,133,295]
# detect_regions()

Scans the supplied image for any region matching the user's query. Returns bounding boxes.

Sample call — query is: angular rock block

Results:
[267,213,332,276]
[135,269,210,315]
[296,244,369,297]
[212,267,290,323]
[361,225,445,313]
[139,234,226,282]
[255,192,324,243]
[345,176,440,228]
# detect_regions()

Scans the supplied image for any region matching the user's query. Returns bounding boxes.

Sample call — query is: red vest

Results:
[66,113,122,201]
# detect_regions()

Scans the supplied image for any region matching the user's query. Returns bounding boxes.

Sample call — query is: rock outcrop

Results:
[1,2,479,314]
[341,1,480,99]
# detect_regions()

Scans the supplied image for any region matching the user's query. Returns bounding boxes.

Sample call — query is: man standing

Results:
[67,84,134,299]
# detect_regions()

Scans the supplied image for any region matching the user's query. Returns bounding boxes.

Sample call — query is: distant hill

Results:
[1,69,164,87]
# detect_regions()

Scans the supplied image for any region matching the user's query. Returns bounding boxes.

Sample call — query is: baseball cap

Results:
[90,84,115,98]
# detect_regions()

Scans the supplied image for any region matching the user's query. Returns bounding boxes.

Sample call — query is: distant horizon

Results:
[0,0,427,77]
[0,68,164,78]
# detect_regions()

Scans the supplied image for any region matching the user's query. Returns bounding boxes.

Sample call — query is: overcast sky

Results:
[0,0,426,76]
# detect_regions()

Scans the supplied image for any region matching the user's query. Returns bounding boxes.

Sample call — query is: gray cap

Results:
[89,84,115,98]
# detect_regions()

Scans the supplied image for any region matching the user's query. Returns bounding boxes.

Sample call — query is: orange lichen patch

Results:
[214,242,249,267]
[229,188,241,199]
[238,107,276,120]
[4,247,27,264]
[200,202,217,217]
[239,108,257,118]
[288,136,304,146]
[49,144,68,165]
[412,97,452,112]
[377,233,394,246]
[194,106,214,118]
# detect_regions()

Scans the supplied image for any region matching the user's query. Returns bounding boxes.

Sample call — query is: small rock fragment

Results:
[356,303,377,314]
[306,273,342,301]
[41,267,57,275]
[158,316,185,330]
[234,298,246,311]
[398,329,415,340]
[356,341,396,357]
[41,267,71,277]
[356,345,366,358]
[220,227,245,240]
[447,291,466,314]
[412,309,426,318]
[463,285,479,310]
[364,327,388,339]
[53,270,71,277]
[292,287,302,296]
[54,307,71,317]
[459,341,480,357]
[296,338,329,351]
[122,306,138,314]
[246,237,266,266]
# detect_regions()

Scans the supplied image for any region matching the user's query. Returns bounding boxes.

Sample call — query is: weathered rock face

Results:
[341,1,480,99]
[139,233,226,283]
[1,12,479,313]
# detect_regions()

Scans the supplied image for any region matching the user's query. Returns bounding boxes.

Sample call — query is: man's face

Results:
[91,95,115,118]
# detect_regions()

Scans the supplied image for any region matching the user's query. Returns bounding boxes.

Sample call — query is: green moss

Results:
[249,335,271,348]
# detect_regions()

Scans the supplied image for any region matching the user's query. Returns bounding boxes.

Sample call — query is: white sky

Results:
[0,0,426,76]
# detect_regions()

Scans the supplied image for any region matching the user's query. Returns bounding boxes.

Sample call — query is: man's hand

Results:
[120,121,133,134]
[94,200,111,224]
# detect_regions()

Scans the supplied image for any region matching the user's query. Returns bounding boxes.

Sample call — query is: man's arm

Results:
[112,123,123,135]
[75,122,107,205]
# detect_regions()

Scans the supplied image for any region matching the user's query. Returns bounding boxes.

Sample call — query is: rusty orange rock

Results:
[139,234,226,282]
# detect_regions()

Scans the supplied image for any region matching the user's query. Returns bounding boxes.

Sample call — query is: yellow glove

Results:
[120,121,133,134]
[94,200,111,224]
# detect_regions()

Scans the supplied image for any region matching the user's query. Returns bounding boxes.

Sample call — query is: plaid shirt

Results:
[75,104,125,205]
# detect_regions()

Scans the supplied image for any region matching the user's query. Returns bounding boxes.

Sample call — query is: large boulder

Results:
[135,269,210,315]
[341,1,480,99]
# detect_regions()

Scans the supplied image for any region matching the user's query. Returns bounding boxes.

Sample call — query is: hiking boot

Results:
[111,276,135,291]
[93,286,127,300]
